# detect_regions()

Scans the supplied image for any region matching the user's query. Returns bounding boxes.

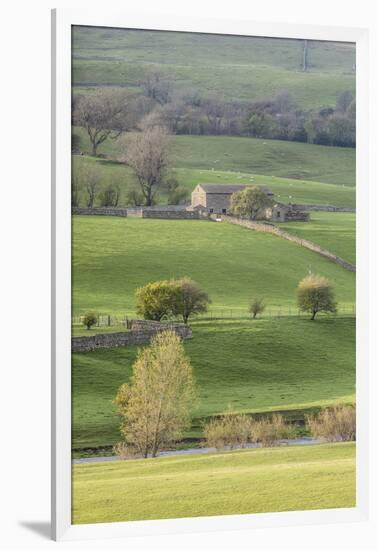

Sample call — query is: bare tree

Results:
[73,90,130,156]
[125,126,172,206]
[140,70,173,105]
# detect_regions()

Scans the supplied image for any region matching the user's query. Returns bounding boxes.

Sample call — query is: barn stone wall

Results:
[72,320,192,353]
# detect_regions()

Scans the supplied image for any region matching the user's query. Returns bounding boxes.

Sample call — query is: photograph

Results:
[70,25,356,525]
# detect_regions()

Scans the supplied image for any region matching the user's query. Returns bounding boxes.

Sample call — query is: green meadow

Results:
[72,216,355,317]
[72,442,356,524]
[72,317,355,450]
[73,130,356,188]
[277,211,356,264]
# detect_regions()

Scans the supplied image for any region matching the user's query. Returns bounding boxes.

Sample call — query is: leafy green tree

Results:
[297,274,337,320]
[230,186,274,220]
[82,312,98,330]
[114,330,196,458]
[171,277,210,324]
[135,280,175,321]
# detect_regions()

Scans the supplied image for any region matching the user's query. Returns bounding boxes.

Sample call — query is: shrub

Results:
[203,413,251,450]
[250,414,295,447]
[249,298,265,319]
[306,405,356,442]
[82,311,98,330]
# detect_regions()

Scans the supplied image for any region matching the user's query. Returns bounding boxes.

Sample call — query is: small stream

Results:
[72,436,321,464]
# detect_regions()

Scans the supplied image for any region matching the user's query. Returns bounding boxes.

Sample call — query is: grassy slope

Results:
[72,27,355,109]
[72,216,355,317]
[72,442,356,524]
[72,155,355,209]
[277,212,356,263]
[73,129,356,187]
[72,317,355,449]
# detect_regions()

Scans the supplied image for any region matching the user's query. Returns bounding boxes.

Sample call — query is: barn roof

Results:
[197,183,273,195]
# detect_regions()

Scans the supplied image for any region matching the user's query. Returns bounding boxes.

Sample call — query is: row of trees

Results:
[81,273,336,331]
[73,85,356,160]
[135,274,337,324]
[72,164,121,208]
[72,125,187,208]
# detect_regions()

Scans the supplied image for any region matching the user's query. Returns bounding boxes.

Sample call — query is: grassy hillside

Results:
[72,317,355,450]
[72,27,355,109]
[73,155,355,209]
[72,216,355,317]
[73,129,356,187]
[278,212,356,263]
[173,136,355,186]
[72,442,356,523]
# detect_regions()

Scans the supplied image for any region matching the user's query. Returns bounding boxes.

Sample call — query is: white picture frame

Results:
[51,9,369,541]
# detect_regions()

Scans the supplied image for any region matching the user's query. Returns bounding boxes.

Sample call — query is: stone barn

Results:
[191,183,274,215]
[191,183,309,221]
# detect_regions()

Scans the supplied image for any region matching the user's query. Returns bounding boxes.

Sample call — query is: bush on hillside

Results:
[306,405,356,442]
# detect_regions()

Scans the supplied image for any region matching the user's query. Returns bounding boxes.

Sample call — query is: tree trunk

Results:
[302,40,308,72]
[91,140,97,157]
[310,310,317,320]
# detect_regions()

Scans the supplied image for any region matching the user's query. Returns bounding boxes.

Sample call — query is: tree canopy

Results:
[297,274,337,320]
[230,186,274,220]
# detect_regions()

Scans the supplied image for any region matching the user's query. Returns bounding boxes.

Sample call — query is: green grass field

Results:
[73,130,356,188]
[277,212,356,263]
[72,442,356,524]
[72,216,355,317]
[72,317,355,450]
[72,27,355,109]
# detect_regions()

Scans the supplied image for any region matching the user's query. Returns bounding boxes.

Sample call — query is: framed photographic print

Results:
[52,9,369,541]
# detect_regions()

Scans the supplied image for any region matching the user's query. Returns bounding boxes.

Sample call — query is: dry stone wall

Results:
[291,204,355,213]
[72,320,192,353]
[72,207,128,217]
[142,209,199,219]
[72,206,198,219]
[222,216,356,272]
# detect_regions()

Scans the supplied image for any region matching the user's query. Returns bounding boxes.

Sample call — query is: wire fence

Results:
[72,305,356,328]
